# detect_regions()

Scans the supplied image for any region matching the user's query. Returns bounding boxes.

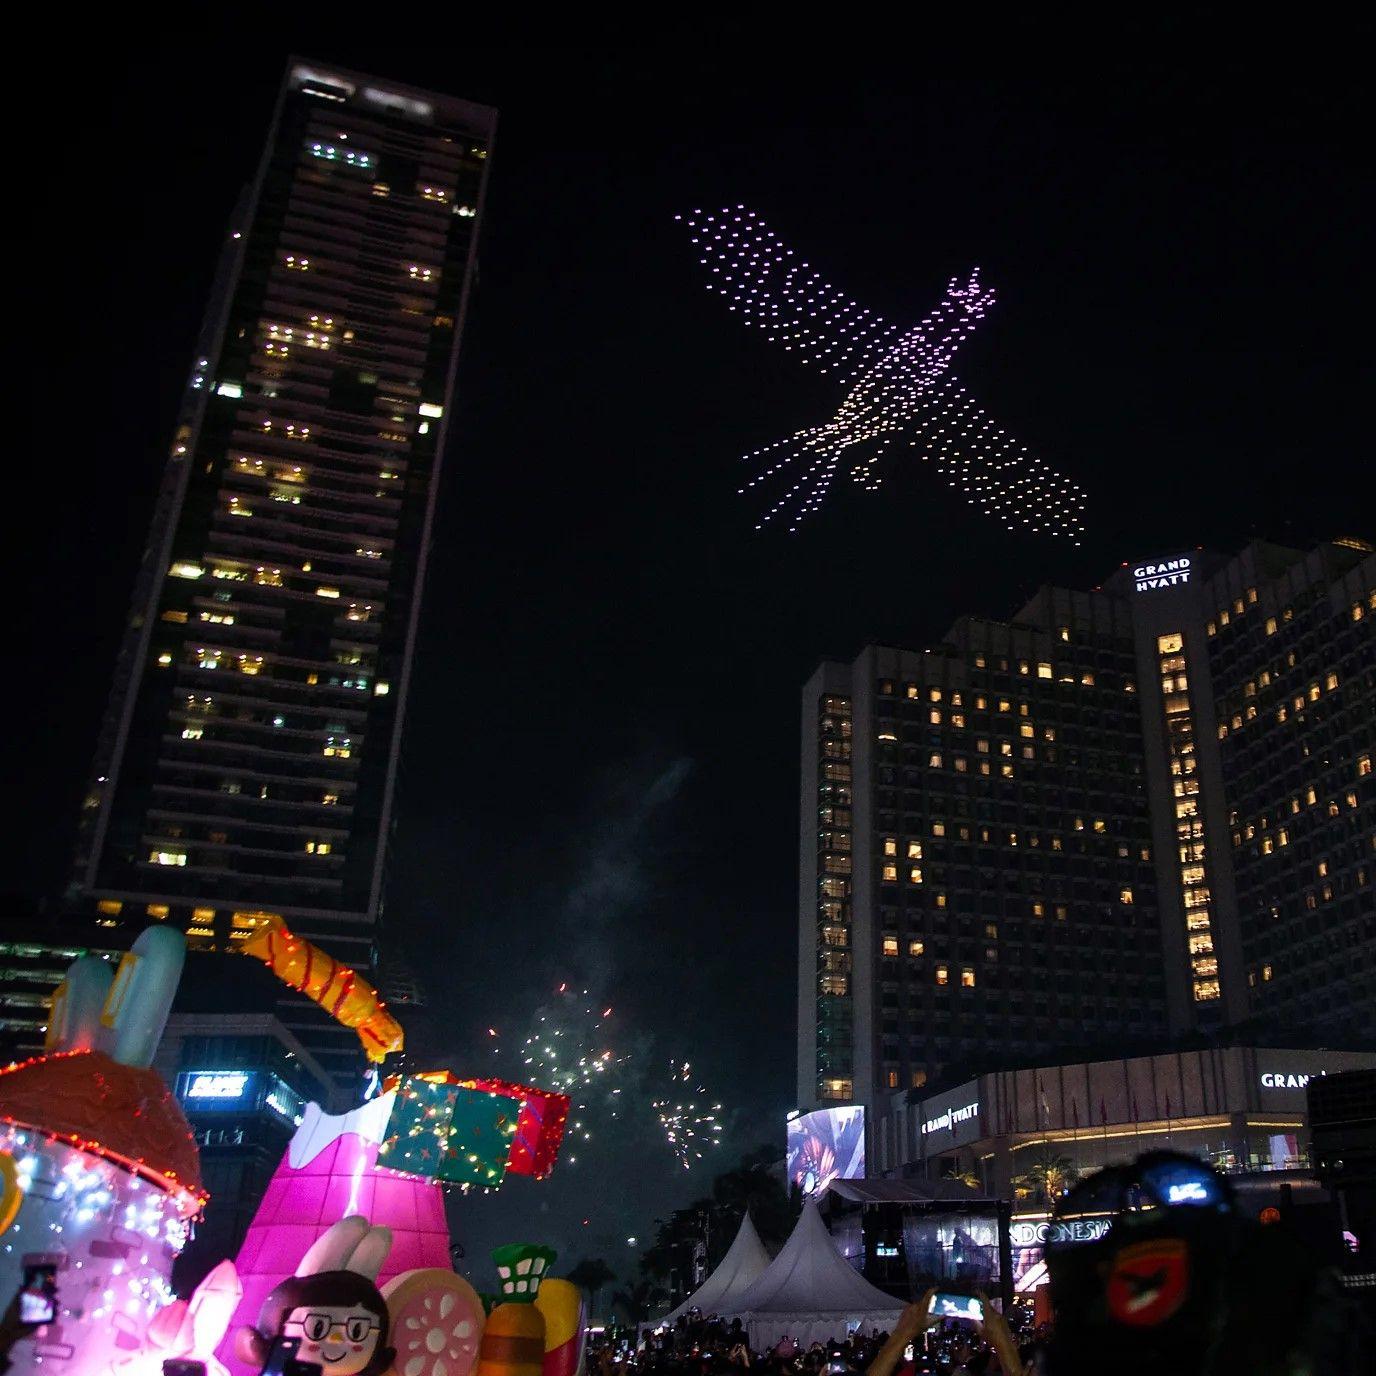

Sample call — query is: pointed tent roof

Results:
[723,1201,903,1346]
[664,1212,771,1323]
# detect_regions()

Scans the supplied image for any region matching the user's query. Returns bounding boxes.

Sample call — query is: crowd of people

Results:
[592,1296,1044,1375]
[586,1152,1371,1376]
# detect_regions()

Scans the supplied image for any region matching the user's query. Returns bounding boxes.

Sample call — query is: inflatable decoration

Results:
[235,1216,396,1376]
[455,1079,569,1181]
[0,927,205,1373]
[230,1212,487,1376]
[382,1268,486,1376]
[240,914,404,1063]
[378,1076,521,1187]
[0,1150,22,1236]
[144,1258,243,1376]
[386,1073,571,1182]
[533,1279,586,1376]
[221,1095,451,1369]
[474,1246,556,1376]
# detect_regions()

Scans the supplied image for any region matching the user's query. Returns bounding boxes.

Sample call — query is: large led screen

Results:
[787,1106,866,1196]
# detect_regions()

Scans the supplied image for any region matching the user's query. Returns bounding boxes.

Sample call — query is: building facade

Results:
[66,61,496,1086]
[0,918,120,1064]
[866,1045,1376,1293]
[154,1012,333,1294]
[798,538,1375,1111]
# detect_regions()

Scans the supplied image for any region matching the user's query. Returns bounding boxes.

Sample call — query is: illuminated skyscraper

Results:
[69,61,495,1085]
[798,538,1375,1111]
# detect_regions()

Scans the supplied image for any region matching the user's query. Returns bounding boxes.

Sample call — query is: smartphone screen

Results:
[260,1336,302,1376]
[19,1263,58,1324]
[927,1292,984,1322]
[902,1344,915,1362]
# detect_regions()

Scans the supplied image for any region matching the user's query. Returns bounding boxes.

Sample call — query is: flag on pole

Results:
[1100,1097,1108,1126]
[1072,1098,1080,1129]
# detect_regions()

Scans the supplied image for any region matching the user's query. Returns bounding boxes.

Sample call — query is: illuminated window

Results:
[305,840,332,855]
[96,899,123,916]
[909,867,923,884]
[1037,662,1053,679]
[1193,980,1221,1002]
[882,937,899,958]
[909,939,924,957]
[960,967,976,988]
[149,850,187,867]
[932,821,946,837]
[883,837,897,856]
[1119,888,1133,905]
[907,841,922,859]
[935,965,949,986]
[882,863,898,882]
[1054,904,1067,921]
[1262,964,1273,981]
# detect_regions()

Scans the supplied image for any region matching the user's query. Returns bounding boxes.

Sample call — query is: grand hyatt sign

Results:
[1134,555,1192,592]
[1261,1071,1324,1090]
[922,1101,979,1136]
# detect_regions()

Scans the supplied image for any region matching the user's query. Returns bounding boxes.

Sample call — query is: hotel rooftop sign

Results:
[1133,556,1193,592]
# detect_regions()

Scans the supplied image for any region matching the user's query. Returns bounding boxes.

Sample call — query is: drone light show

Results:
[678,207,1087,540]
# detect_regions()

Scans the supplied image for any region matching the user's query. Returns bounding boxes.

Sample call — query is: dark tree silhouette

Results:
[565,1257,616,1322]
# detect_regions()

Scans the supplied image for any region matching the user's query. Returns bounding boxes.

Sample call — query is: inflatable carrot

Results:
[475,1246,556,1376]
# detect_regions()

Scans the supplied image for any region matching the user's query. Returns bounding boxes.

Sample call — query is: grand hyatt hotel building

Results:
[797,537,1375,1113]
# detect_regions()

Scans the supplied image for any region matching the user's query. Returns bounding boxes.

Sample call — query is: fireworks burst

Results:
[678,206,1086,541]
[653,1060,724,1171]
[488,988,724,1171]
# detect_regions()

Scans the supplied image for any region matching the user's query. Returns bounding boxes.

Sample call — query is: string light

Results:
[677,207,1087,540]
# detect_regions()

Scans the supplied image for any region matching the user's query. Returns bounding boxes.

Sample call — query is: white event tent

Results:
[722,1200,904,1348]
[661,1212,771,1324]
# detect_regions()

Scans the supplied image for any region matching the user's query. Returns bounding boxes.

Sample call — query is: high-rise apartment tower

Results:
[68,60,495,1084]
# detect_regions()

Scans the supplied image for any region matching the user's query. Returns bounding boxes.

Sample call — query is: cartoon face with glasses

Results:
[236,1218,396,1376]
[283,1291,387,1374]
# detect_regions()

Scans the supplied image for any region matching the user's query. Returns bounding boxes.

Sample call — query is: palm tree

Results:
[610,1277,669,1326]
[1013,1154,1078,1204]
[565,1258,616,1324]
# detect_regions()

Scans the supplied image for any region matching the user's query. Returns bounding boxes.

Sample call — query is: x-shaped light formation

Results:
[679,207,1087,540]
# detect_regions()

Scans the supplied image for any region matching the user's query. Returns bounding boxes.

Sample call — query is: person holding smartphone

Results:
[0,1289,45,1375]
[864,1291,1027,1376]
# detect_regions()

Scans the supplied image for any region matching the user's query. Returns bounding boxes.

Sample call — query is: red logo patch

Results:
[1105,1238,1189,1327]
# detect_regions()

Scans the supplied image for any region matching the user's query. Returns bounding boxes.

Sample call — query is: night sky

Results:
[15,42,1370,1286]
